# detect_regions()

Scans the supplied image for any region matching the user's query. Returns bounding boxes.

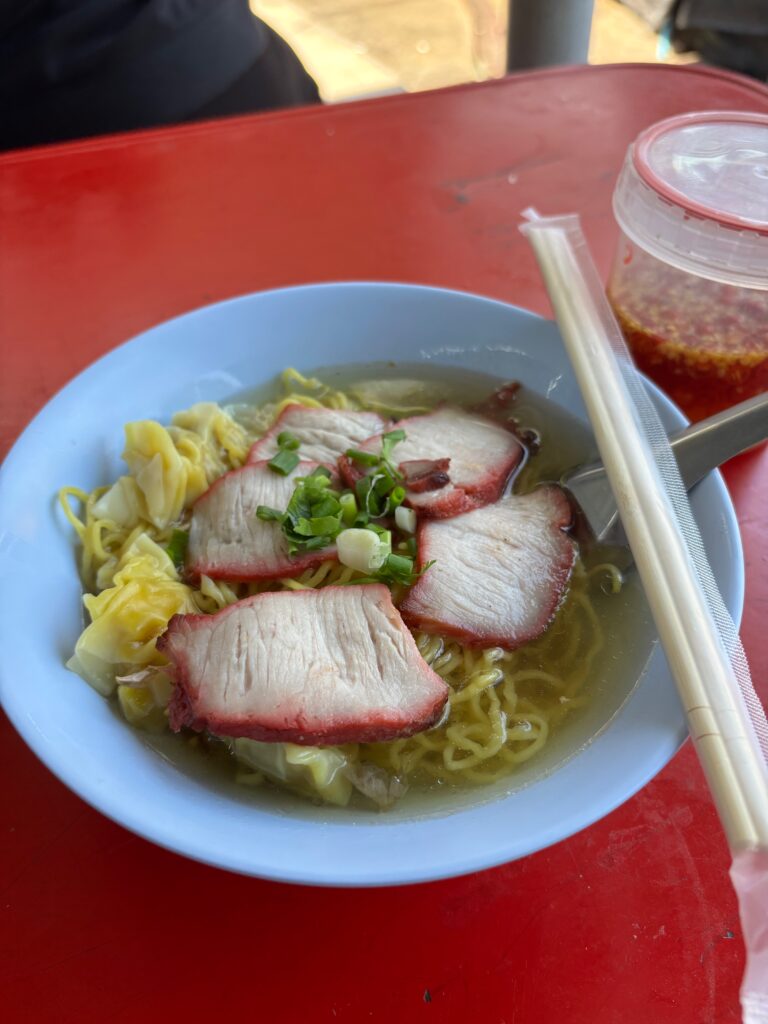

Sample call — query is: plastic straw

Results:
[520,211,768,1020]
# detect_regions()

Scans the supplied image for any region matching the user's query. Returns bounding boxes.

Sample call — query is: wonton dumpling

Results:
[123,421,189,529]
[231,738,353,807]
[95,532,178,592]
[118,533,178,578]
[118,671,173,733]
[349,378,443,417]
[70,554,195,696]
[92,475,146,528]
[170,402,249,481]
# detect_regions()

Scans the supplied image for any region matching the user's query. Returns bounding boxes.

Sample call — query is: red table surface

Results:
[2,64,767,1024]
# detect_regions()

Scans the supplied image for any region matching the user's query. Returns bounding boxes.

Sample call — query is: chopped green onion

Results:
[345,448,380,467]
[339,492,358,525]
[390,485,406,507]
[337,528,389,572]
[302,467,332,487]
[268,448,300,475]
[166,529,189,568]
[346,554,434,588]
[384,553,413,576]
[294,515,342,537]
[285,486,311,523]
[355,475,379,518]
[256,505,285,522]
[310,495,340,518]
[381,428,406,462]
[395,504,417,533]
[302,535,332,551]
[276,431,300,450]
[383,554,435,586]
[254,422,429,580]
[373,466,399,495]
[267,429,305,474]
[364,524,392,561]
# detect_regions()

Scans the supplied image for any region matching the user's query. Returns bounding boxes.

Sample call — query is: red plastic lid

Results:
[634,111,768,235]
[613,111,768,288]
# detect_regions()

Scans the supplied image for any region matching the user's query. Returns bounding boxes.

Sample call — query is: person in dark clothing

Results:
[0,1,320,151]
[672,0,768,81]
[622,1,767,80]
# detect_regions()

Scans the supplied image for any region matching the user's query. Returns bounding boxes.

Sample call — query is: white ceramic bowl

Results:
[0,283,743,886]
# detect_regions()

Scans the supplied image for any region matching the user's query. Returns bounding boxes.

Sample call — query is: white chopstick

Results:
[522,215,768,851]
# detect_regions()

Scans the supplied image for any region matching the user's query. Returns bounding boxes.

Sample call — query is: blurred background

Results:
[5,1,765,151]
[249,0,699,102]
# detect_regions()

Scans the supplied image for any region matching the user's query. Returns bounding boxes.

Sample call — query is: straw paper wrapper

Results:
[520,211,768,1022]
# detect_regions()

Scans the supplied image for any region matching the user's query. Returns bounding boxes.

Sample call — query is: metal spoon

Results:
[563,390,768,543]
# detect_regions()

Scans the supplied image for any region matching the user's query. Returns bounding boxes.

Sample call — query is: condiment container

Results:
[608,111,768,420]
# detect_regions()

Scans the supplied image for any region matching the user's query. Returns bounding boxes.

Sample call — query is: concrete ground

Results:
[250,0,696,102]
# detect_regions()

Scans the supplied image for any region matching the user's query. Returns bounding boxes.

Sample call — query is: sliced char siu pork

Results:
[339,406,524,518]
[159,584,449,745]
[400,486,576,649]
[247,404,386,467]
[187,460,335,582]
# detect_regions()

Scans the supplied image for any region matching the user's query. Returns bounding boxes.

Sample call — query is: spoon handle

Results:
[670,391,768,490]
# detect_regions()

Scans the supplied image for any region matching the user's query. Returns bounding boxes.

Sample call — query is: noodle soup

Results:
[60,365,655,815]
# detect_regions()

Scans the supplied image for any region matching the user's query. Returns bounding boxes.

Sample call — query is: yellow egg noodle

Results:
[59,369,618,808]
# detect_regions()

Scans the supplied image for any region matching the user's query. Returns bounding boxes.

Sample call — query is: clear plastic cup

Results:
[608,112,768,421]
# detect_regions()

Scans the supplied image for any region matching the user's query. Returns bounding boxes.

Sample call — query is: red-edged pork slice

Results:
[339,406,524,518]
[159,584,449,745]
[187,460,334,582]
[247,404,386,467]
[400,486,576,649]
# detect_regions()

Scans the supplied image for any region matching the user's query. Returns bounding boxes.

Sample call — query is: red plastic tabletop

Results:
[2,64,767,1024]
